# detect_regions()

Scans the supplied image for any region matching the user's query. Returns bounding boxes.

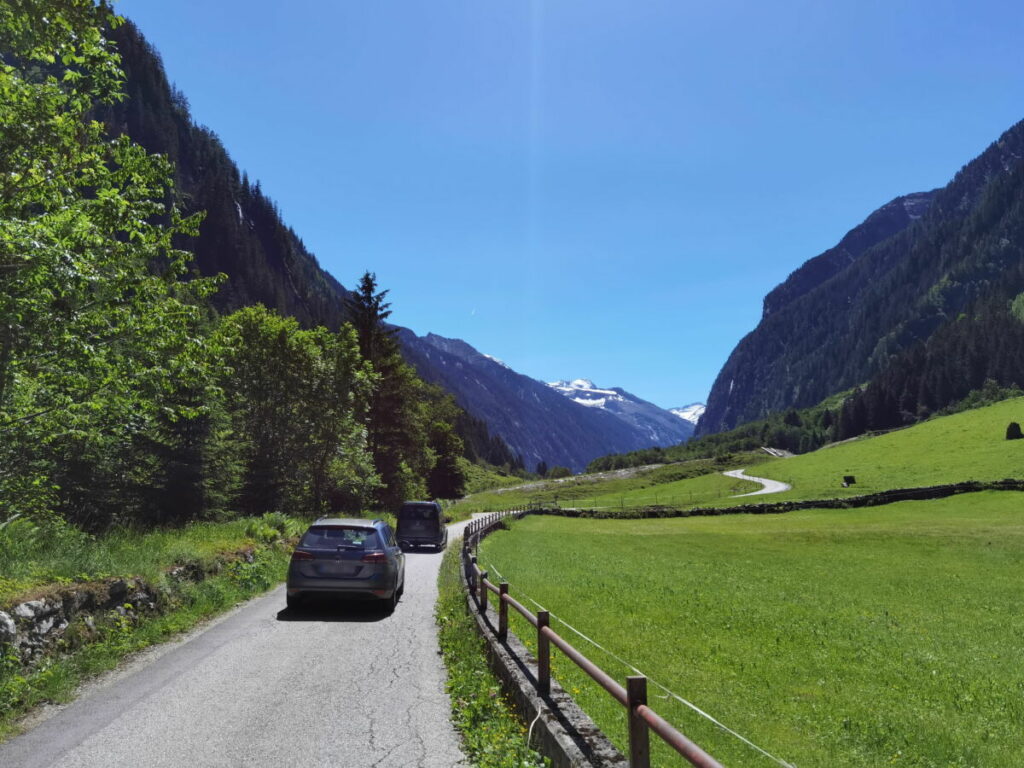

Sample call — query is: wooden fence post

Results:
[470,556,478,600]
[627,676,650,768]
[537,610,551,695]
[498,582,509,640]
[479,570,488,614]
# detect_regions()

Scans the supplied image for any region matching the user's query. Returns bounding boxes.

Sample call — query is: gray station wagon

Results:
[286,518,405,612]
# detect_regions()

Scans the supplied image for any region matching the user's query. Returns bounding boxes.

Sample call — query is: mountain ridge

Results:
[106,19,684,474]
[546,379,695,447]
[399,331,690,472]
[699,116,1024,437]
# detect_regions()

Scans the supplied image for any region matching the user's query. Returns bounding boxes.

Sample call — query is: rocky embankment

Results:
[0,552,254,667]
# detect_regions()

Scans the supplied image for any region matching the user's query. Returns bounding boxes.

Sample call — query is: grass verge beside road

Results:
[479,495,1024,767]
[0,514,305,606]
[435,543,548,768]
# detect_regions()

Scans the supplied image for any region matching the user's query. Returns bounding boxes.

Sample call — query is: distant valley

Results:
[105,18,1024,475]
[400,333,697,472]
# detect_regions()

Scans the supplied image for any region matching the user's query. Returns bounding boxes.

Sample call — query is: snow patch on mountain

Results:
[549,379,623,401]
[547,379,695,447]
[482,354,511,370]
[670,403,706,425]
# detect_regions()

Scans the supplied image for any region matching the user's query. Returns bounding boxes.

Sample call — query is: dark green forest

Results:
[0,0,522,534]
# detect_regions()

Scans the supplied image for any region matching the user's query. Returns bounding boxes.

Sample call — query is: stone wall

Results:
[0,550,255,668]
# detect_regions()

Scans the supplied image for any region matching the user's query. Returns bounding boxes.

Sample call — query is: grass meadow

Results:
[459,397,1024,517]
[0,518,266,606]
[479,494,1024,767]
[738,396,1024,503]
[455,455,767,513]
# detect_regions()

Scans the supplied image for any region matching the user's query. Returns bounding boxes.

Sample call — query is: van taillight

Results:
[361,551,387,564]
[291,550,314,561]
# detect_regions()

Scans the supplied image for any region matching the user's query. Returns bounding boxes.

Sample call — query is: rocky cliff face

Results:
[699,117,1024,436]
[399,332,684,472]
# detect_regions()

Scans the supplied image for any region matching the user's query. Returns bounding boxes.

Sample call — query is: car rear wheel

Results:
[286,592,303,611]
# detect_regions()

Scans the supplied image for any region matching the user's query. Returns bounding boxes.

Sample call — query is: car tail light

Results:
[361,551,387,564]
[291,550,314,561]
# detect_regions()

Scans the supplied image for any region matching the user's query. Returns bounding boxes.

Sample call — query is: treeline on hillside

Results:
[587,406,832,471]
[591,375,1024,472]
[598,157,1024,470]
[0,2,469,533]
[96,19,348,331]
[93,14,524,479]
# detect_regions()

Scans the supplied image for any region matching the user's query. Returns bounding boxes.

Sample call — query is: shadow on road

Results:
[276,597,393,623]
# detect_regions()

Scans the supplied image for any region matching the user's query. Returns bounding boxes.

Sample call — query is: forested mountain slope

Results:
[107,20,682,472]
[398,332,678,472]
[101,22,349,331]
[699,118,1024,436]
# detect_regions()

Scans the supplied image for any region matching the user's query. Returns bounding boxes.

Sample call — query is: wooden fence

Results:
[463,511,724,768]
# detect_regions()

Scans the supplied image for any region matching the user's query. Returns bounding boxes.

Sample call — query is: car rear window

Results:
[399,504,438,520]
[300,526,380,549]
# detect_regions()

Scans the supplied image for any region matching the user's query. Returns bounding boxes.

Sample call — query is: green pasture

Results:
[455,454,767,512]
[479,494,1024,767]
[460,397,1024,515]
[458,458,528,497]
[742,396,1024,502]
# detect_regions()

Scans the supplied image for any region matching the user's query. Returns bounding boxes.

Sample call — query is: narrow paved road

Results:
[0,519,476,768]
[723,468,793,497]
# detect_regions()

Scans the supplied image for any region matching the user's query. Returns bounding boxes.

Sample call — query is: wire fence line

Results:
[487,559,796,768]
[463,510,795,768]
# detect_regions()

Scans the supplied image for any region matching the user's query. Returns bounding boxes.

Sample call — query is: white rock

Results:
[14,600,45,619]
[0,611,16,642]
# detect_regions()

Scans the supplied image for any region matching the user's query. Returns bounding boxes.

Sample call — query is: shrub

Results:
[1006,422,1023,440]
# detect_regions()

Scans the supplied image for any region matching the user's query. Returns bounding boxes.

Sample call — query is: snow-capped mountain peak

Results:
[548,379,622,403]
[546,379,695,447]
[670,403,706,425]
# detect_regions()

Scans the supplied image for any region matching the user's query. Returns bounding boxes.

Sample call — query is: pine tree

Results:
[344,272,432,509]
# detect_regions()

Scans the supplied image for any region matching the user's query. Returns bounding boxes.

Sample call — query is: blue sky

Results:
[117,0,1024,409]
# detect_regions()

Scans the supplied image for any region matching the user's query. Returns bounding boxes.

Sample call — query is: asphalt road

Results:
[723,468,793,497]
[0,519,475,768]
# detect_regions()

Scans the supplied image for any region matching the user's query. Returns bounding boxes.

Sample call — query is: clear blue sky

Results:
[117,0,1024,409]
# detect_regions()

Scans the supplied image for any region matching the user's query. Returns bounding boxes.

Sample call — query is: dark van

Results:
[395,500,448,551]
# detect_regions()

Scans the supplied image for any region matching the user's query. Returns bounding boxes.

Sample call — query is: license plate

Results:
[317,562,358,577]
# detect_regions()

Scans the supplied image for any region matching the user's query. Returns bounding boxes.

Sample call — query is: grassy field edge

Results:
[435,542,548,768]
[479,495,1024,767]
